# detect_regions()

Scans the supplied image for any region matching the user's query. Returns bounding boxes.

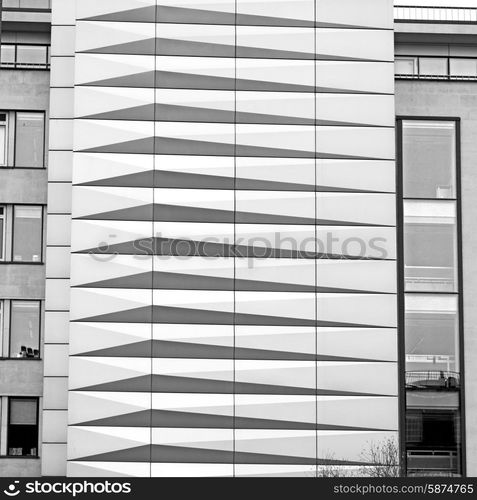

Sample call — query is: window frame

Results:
[13,111,46,169]
[0,205,5,261]
[0,112,8,167]
[395,56,418,77]
[0,43,50,70]
[0,110,46,169]
[8,300,42,359]
[397,116,465,476]
[6,397,39,458]
[11,205,45,264]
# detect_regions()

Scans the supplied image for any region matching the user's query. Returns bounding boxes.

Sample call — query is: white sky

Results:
[396,0,477,6]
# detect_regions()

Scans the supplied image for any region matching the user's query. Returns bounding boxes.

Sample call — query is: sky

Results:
[396,0,477,6]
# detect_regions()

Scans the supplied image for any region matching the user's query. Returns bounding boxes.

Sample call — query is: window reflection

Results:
[15,112,45,168]
[403,121,456,199]
[419,58,447,77]
[405,294,459,375]
[406,409,461,475]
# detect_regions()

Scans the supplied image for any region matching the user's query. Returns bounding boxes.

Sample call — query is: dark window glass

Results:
[7,398,38,457]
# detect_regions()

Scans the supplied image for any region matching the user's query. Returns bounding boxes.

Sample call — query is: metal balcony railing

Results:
[395,6,477,24]
[406,371,460,390]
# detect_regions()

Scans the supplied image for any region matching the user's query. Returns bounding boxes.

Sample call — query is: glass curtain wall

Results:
[400,119,463,476]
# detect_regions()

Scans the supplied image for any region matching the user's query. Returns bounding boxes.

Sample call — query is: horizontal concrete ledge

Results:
[0,265,46,299]
[0,359,43,396]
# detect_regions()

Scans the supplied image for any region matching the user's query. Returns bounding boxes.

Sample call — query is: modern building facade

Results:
[0,0,474,478]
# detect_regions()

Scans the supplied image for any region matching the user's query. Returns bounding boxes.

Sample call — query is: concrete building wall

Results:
[0,4,50,479]
[55,0,399,478]
[395,80,477,477]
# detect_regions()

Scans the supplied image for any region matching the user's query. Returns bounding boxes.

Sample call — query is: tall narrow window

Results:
[15,112,44,168]
[404,201,458,292]
[7,398,39,457]
[0,113,7,166]
[9,301,41,359]
[0,45,16,68]
[12,206,43,262]
[399,118,462,477]
[0,206,5,260]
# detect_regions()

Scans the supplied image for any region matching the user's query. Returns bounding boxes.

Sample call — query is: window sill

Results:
[0,357,42,361]
[0,456,39,460]
[0,261,44,265]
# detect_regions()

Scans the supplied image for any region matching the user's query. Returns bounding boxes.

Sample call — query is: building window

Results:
[0,206,5,261]
[399,118,463,476]
[0,111,45,168]
[395,56,418,76]
[402,121,456,199]
[419,58,448,78]
[0,44,50,70]
[405,294,459,374]
[15,113,45,168]
[404,201,458,292]
[396,56,477,81]
[0,301,3,352]
[7,398,39,457]
[450,58,477,79]
[0,113,7,166]
[9,301,41,359]
[12,206,43,262]
[0,205,44,263]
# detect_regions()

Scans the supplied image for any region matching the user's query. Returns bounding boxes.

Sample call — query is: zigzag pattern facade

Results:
[65,0,398,477]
